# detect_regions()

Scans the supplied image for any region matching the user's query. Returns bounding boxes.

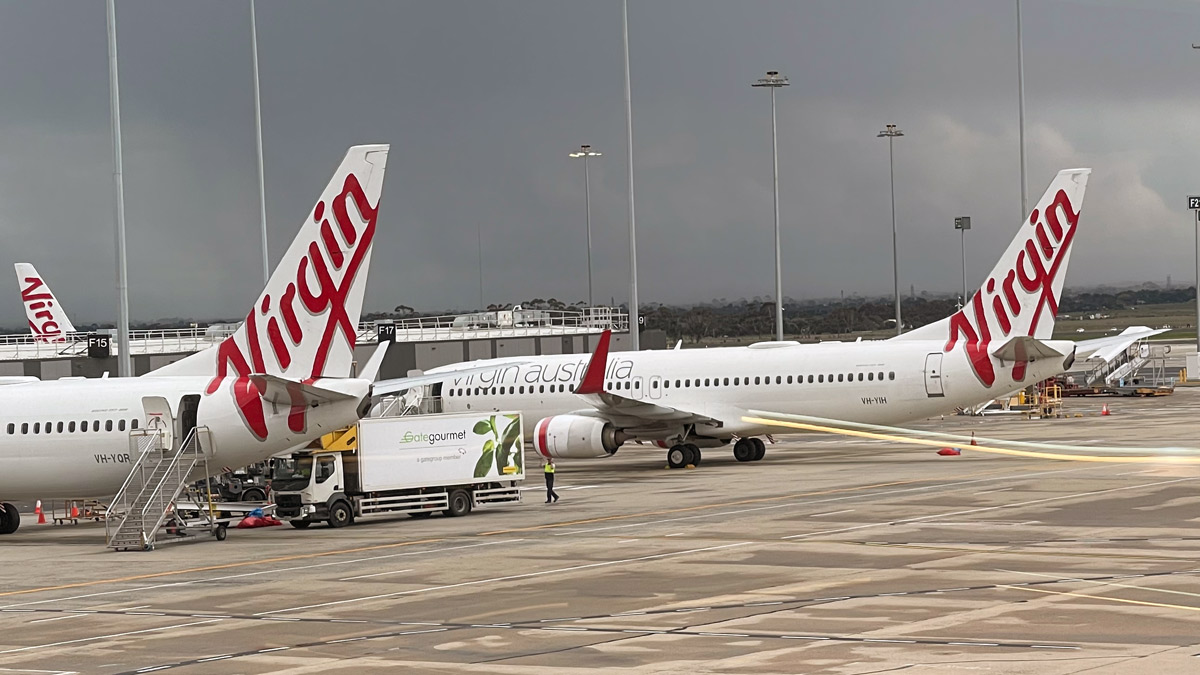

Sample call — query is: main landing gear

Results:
[667,443,701,469]
[733,437,766,463]
[0,502,20,535]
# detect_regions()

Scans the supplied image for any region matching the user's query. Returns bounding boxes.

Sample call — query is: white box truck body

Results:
[272,412,524,528]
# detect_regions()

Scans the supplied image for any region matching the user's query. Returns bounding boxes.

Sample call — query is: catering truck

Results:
[271,411,524,528]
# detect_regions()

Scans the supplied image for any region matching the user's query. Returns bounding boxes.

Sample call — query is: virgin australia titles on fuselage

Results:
[424,169,1090,460]
[0,145,390,510]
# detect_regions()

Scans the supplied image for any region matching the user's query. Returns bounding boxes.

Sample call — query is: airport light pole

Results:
[752,70,789,342]
[1016,0,1028,217]
[251,0,269,285]
[106,0,132,377]
[877,124,904,335]
[569,145,601,307]
[955,216,971,308]
[622,0,640,349]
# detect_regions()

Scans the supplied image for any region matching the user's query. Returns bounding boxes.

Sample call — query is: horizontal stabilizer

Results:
[250,374,356,407]
[990,335,1064,362]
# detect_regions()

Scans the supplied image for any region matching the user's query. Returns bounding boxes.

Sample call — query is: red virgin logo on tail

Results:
[944,189,1079,387]
[21,277,66,343]
[208,173,378,440]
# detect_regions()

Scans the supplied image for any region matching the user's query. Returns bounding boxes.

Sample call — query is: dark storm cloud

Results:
[0,0,1197,327]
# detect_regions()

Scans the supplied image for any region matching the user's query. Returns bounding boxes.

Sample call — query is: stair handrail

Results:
[130,426,207,546]
[105,429,166,544]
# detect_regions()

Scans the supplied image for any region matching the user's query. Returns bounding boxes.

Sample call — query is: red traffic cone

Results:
[970,432,978,446]
[70,502,79,519]
[35,500,46,525]
[1101,403,1110,416]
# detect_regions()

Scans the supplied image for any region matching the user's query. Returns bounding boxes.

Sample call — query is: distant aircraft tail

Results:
[148,144,389,381]
[15,263,76,342]
[894,168,1089,385]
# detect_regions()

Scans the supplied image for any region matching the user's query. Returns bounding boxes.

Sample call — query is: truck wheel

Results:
[443,490,472,517]
[241,487,267,502]
[289,520,311,529]
[327,501,353,528]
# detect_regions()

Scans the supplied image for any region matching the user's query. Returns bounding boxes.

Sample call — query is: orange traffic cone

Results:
[35,500,46,525]
[970,432,978,446]
[70,502,79,519]
[1101,403,1110,416]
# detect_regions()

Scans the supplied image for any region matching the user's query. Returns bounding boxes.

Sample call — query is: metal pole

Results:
[961,227,967,307]
[1195,211,1199,354]
[888,135,901,335]
[1017,0,1028,217]
[106,0,131,377]
[770,87,783,341]
[622,0,639,349]
[251,0,269,285]
[477,224,484,311]
[583,154,594,307]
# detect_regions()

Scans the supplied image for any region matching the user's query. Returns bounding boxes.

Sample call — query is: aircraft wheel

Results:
[0,503,19,534]
[667,445,689,469]
[685,443,701,466]
[733,439,756,462]
[751,437,766,461]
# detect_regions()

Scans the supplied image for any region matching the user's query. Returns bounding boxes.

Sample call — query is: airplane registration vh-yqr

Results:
[0,144,391,535]
[423,169,1095,468]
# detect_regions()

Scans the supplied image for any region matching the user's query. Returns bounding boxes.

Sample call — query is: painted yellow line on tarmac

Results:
[999,583,1200,613]
[0,537,446,599]
[742,416,1200,464]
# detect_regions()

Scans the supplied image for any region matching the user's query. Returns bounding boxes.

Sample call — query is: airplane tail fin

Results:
[148,144,389,380]
[15,263,76,341]
[895,168,1090,344]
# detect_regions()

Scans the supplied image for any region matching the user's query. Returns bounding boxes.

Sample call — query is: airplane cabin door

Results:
[648,375,662,400]
[178,394,200,442]
[923,353,945,397]
[142,396,174,449]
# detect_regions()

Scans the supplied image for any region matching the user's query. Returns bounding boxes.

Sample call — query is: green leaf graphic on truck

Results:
[472,414,523,478]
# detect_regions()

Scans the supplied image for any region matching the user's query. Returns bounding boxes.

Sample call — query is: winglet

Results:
[575,330,612,395]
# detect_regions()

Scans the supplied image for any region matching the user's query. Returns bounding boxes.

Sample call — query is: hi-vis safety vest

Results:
[544,464,555,474]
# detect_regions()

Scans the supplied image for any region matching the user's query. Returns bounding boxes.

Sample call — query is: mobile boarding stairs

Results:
[105,425,226,551]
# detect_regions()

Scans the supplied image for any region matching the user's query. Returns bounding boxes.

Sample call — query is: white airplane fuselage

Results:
[432,338,1076,441]
[0,376,368,500]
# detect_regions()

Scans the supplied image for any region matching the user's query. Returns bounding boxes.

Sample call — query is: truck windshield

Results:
[270,456,313,491]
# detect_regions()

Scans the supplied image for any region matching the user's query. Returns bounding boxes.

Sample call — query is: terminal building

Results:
[0,306,639,380]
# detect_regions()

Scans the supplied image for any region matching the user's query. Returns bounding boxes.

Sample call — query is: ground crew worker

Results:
[543,459,559,504]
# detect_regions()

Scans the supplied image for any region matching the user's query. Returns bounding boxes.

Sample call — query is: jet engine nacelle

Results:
[532,415,623,459]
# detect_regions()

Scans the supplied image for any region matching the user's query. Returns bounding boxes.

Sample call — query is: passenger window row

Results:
[446,383,574,397]
[659,372,896,388]
[7,418,140,435]
[440,371,897,398]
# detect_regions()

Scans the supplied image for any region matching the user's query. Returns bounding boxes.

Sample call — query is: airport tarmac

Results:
[2,392,1200,674]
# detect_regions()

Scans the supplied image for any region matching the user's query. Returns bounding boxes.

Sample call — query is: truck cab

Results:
[271,450,352,528]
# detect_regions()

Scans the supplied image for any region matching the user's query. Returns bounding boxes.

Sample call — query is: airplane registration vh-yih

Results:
[0,144,391,535]
[418,169,1093,468]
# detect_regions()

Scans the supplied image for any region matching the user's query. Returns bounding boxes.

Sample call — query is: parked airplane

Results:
[0,145,394,535]
[15,263,76,342]
[418,169,1093,468]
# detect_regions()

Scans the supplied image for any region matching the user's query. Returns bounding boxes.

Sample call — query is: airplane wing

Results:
[1075,326,1169,362]
[571,330,720,432]
[371,361,530,398]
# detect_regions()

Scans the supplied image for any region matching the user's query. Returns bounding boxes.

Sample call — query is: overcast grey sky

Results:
[0,0,1198,326]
